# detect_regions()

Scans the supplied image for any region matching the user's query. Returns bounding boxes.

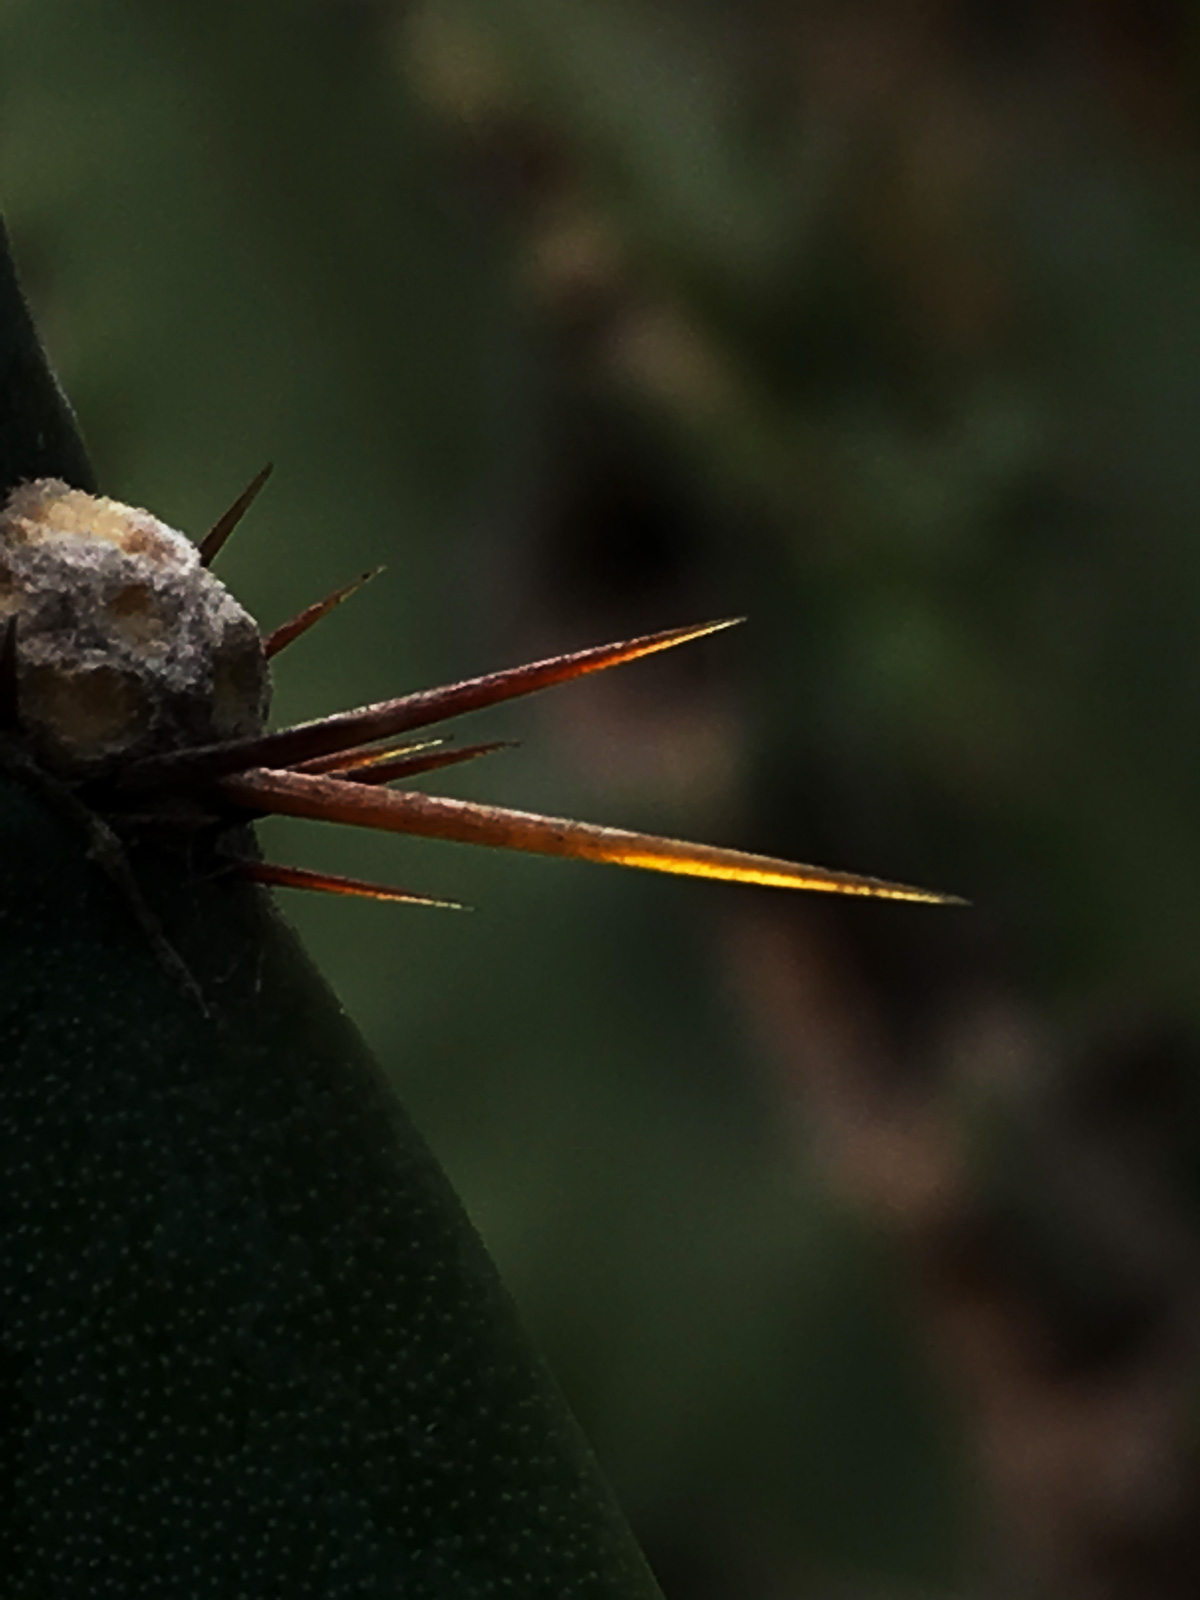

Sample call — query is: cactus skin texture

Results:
[0,218,663,1596]
[0,790,665,1598]
[0,219,95,499]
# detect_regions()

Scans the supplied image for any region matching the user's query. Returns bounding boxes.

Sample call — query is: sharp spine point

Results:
[262,566,385,660]
[198,462,273,567]
[346,739,514,787]
[238,858,464,910]
[295,736,446,778]
[121,617,743,790]
[217,768,961,905]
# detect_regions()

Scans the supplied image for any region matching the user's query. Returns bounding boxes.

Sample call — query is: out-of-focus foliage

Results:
[401,0,1200,1006]
[10,1,1200,1596]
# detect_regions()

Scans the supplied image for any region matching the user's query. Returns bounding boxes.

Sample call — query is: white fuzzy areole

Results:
[0,479,269,774]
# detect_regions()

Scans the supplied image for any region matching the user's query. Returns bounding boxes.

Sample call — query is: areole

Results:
[0,470,960,911]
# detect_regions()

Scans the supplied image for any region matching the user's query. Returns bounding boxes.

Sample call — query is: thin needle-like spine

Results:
[344,740,513,788]
[121,618,744,791]
[263,566,384,660]
[198,463,273,567]
[294,737,446,777]
[218,767,964,904]
[238,858,464,909]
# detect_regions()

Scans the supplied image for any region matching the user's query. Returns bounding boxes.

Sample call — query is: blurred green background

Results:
[8,2,1200,1594]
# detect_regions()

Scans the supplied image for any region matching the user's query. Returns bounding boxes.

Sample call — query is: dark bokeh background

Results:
[7,2,1200,1595]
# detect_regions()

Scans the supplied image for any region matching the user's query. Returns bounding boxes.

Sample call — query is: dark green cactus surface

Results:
[0,218,664,1596]
[0,791,664,1597]
[0,218,95,499]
